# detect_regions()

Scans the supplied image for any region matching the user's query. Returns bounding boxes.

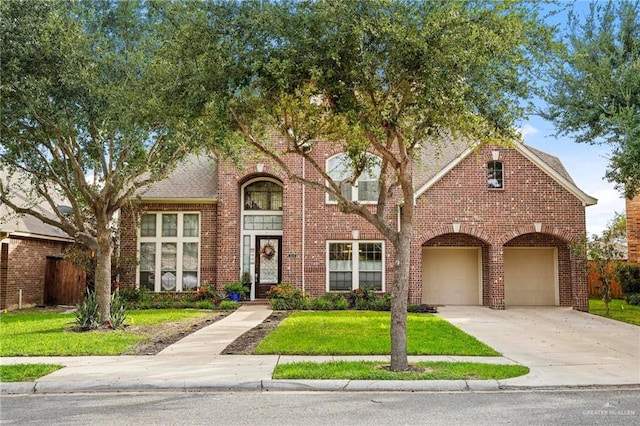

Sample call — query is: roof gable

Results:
[413,142,597,206]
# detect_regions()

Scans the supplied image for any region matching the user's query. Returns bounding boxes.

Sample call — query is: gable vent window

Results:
[487,161,504,189]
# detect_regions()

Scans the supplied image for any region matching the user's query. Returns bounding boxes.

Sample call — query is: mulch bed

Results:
[125,309,289,356]
[221,310,290,355]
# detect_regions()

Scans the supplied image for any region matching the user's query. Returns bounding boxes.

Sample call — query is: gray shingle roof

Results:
[0,170,72,240]
[524,144,576,185]
[139,154,218,200]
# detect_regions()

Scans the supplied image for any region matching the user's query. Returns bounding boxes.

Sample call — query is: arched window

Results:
[326,153,381,203]
[487,161,503,189]
[244,181,283,211]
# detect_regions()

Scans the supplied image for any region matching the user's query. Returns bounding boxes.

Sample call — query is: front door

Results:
[255,236,282,298]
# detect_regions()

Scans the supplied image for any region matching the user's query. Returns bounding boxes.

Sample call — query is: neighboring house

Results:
[0,172,83,310]
[627,195,640,266]
[120,138,597,311]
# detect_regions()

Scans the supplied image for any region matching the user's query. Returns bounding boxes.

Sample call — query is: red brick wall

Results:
[627,196,640,265]
[411,146,588,310]
[118,203,217,288]
[0,236,69,310]
[215,141,394,296]
[127,142,590,310]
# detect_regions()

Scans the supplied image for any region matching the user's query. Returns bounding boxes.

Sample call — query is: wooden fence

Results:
[44,257,86,306]
[587,260,625,298]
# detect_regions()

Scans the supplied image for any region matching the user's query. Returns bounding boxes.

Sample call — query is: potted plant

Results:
[223,281,248,302]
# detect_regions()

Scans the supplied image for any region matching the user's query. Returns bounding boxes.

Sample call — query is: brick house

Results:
[119,138,597,311]
[0,196,75,310]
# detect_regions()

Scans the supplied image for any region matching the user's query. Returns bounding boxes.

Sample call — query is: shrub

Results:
[118,286,144,305]
[193,284,225,304]
[195,300,215,310]
[310,297,334,311]
[370,292,392,311]
[178,299,195,309]
[108,290,127,329]
[266,282,308,310]
[616,263,640,295]
[348,285,391,311]
[75,290,101,331]
[627,294,640,306]
[219,300,240,310]
[407,304,438,313]
[310,293,348,310]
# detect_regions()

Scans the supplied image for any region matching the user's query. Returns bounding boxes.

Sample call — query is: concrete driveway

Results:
[437,306,640,387]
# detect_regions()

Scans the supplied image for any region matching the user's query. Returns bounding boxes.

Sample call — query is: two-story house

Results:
[120,137,597,311]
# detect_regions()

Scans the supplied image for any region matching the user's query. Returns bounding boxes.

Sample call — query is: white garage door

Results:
[422,247,481,305]
[504,247,558,306]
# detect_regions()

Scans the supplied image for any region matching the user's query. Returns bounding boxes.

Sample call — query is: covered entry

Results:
[504,247,558,306]
[422,247,481,305]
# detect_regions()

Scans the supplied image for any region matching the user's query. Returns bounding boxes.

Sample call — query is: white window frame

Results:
[326,240,385,292]
[137,212,201,292]
[487,160,504,189]
[325,153,381,204]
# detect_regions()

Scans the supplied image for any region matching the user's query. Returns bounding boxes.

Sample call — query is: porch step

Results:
[242,299,269,306]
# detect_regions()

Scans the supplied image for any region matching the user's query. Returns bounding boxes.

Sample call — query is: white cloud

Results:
[585,187,626,236]
[517,124,539,138]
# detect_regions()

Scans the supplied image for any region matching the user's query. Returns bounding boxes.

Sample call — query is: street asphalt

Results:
[1,304,638,394]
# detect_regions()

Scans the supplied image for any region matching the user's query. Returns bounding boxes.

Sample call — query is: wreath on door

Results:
[260,242,276,259]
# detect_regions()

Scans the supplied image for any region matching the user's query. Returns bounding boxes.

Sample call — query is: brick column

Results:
[571,251,589,312]
[0,242,8,310]
[488,244,505,310]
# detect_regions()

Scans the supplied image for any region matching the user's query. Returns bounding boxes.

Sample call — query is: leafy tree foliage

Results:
[544,0,640,198]
[0,0,217,321]
[165,0,559,370]
[576,212,627,316]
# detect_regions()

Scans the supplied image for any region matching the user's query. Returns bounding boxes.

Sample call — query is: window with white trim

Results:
[138,212,200,292]
[326,153,381,203]
[487,161,504,189]
[327,241,384,291]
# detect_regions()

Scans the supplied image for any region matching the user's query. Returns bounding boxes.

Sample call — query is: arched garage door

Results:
[422,247,481,305]
[504,247,558,306]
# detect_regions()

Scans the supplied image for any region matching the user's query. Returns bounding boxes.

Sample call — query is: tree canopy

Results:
[164,0,560,370]
[0,0,218,321]
[544,0,640,198]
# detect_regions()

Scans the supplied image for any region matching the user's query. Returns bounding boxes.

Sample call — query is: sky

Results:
[519,0,627,236]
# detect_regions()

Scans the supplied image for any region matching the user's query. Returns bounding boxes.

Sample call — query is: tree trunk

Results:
[389,225,412,371]
[95,226,113,324]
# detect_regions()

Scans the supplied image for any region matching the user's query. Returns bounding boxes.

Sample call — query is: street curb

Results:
[3,380,639,395]
[1,382,36,395]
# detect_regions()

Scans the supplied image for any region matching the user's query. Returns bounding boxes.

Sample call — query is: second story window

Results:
[244,181,283,211]
[327,153,381,203]
[487,161,504,189]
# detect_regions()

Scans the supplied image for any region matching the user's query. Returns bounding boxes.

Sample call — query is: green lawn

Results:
[589,299,640,326]
[255,311,500,356]
[0,309,212,356]
[0,364,64,382]
[273,361,528,380]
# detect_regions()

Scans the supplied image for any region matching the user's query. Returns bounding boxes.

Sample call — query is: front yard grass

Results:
[589,299,640,326]
[0,309,213,356]
[254,311,500,356]
[0,364,64,382]
[273,361,529,380]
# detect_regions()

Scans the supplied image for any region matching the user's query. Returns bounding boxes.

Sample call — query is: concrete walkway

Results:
[2,305,639,394]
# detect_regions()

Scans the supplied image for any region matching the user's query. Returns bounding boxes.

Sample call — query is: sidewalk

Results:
[2,305,638,394]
